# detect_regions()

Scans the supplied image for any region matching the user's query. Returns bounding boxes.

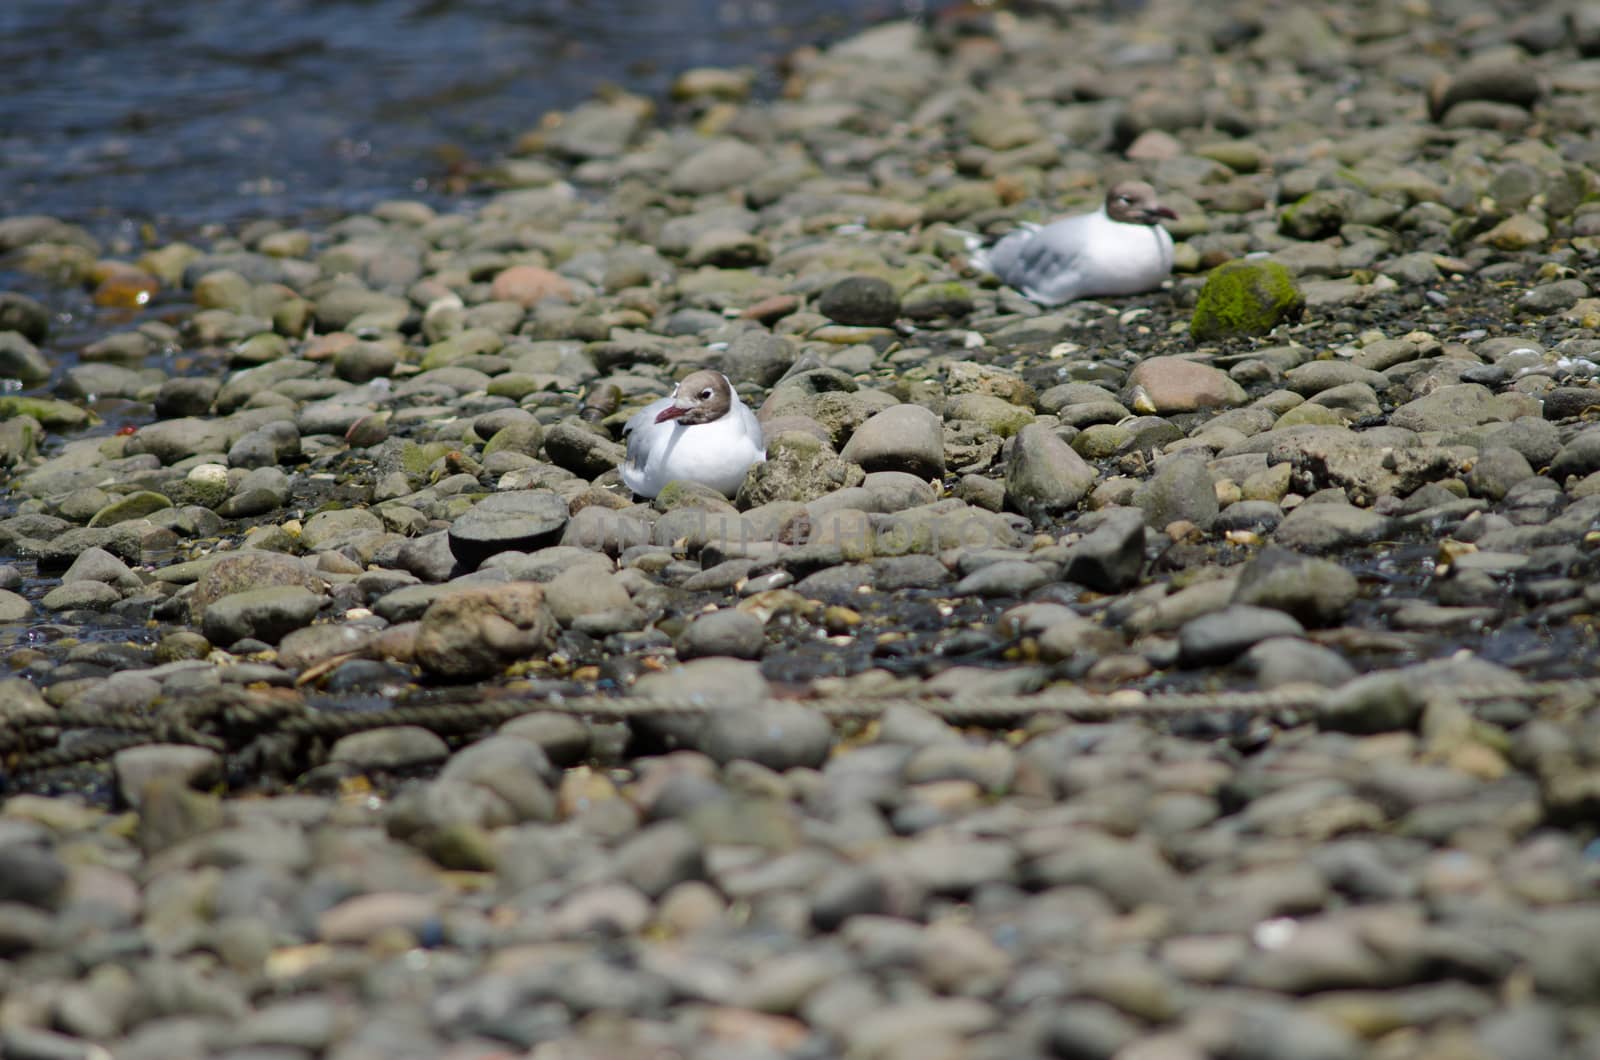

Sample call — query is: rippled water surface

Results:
[0,0,898,229]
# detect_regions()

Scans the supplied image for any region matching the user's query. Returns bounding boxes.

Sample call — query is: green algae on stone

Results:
[901,281,975,321]
[421,327,506,370]
[232,332,290,365]
[1277,189,1352,240]
[944,392,1035,438]
[166,464,232,509]
[921,181,1002,223]
[1190,259,1305,340]
[482,421,545,459]
[14,242,98,286]
[88,491,174,528]
[0,396,97,431]
[0,415,42,466]
[652,479,737,512]
[1072,422,1133,460]
[1274,403,1347,429]
[400,441,459,478]
[736,432,864,507]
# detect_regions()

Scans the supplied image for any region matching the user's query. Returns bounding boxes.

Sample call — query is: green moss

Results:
[901,281,975,322]
[88,490,174,527]
[420,327,505,371]
[921,181,1003,223]
[233,332,290,365]
[482,421,544,458]
[1189,259,1305,341]
[399,441,456,477]
[1273,403,1344,429]
[0,396,95,430]
[944,392,1035,438]
[1277,189,1349,240]
[652,479,732,511]
[0,415,40,466]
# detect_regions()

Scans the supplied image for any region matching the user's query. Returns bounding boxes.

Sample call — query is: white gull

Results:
[968,180,1177,306]
[620,369,766,499]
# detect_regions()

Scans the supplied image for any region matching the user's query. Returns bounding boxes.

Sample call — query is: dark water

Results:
[0,0,902,232]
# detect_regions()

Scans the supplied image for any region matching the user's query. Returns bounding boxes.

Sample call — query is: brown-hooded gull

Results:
[620,369,766,499]
[968,181,1177,306]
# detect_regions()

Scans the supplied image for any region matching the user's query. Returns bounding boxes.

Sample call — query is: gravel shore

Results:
[4,1,1600,1057]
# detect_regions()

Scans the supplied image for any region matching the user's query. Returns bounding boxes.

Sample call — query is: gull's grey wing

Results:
[623,396,671,468]
[737,401,766,457]
[966,221,1039,276]
[996,214,1093,290]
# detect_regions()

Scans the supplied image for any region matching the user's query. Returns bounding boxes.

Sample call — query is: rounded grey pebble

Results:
[200,585,324,647]
[0,843,68,909]
[676,608,766,660]
[817,275,900,327]
[1045,1000,1140,1060]
[1177,604,1306,667]
[696,702,833,771]
[329,725,452,771]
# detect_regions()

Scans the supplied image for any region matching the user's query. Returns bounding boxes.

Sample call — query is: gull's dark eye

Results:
[699,388,713,399]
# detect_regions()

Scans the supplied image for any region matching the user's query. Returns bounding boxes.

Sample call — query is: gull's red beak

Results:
[1150,205,1178,221]
[655,404,688,424]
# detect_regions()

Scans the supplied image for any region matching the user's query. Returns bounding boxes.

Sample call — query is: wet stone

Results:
[1178,604,1306,667]
[1231,546,1359,627]
[328,725,451,771]
[199,586,324,646]
[447,489,570,569]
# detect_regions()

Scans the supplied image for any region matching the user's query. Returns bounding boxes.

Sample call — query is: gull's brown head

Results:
[656,370,734,426]
[1105,180,1177,225]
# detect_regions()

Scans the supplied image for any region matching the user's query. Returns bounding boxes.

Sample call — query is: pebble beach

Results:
[3,0,1600,1057]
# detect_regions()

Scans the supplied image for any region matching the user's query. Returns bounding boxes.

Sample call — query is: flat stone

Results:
[448,489,570,570]
[1232,546,1359,626]
[1178,604,1306,666]
[200,585,324,646]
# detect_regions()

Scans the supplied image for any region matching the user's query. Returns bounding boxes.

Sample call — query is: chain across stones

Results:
[5,676,1593,778]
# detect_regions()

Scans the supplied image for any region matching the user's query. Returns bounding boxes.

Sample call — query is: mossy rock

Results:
[901,281,975,321]
[0,396,96,430]
[482,421,544,459]
[421,327,505,371]
[922,181,1003,223]
[944,393,1035,438]
[400,441,458,477]
[1278,189,1350,240]
[1274,403,1345,429]
[0,415,41,467]
[88,490,174,527]
[1190,260,1305,341]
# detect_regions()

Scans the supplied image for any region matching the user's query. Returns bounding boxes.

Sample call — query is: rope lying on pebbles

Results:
[7,674,1593,778]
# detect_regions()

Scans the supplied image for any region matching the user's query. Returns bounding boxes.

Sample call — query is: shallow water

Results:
[0,0,900,231]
